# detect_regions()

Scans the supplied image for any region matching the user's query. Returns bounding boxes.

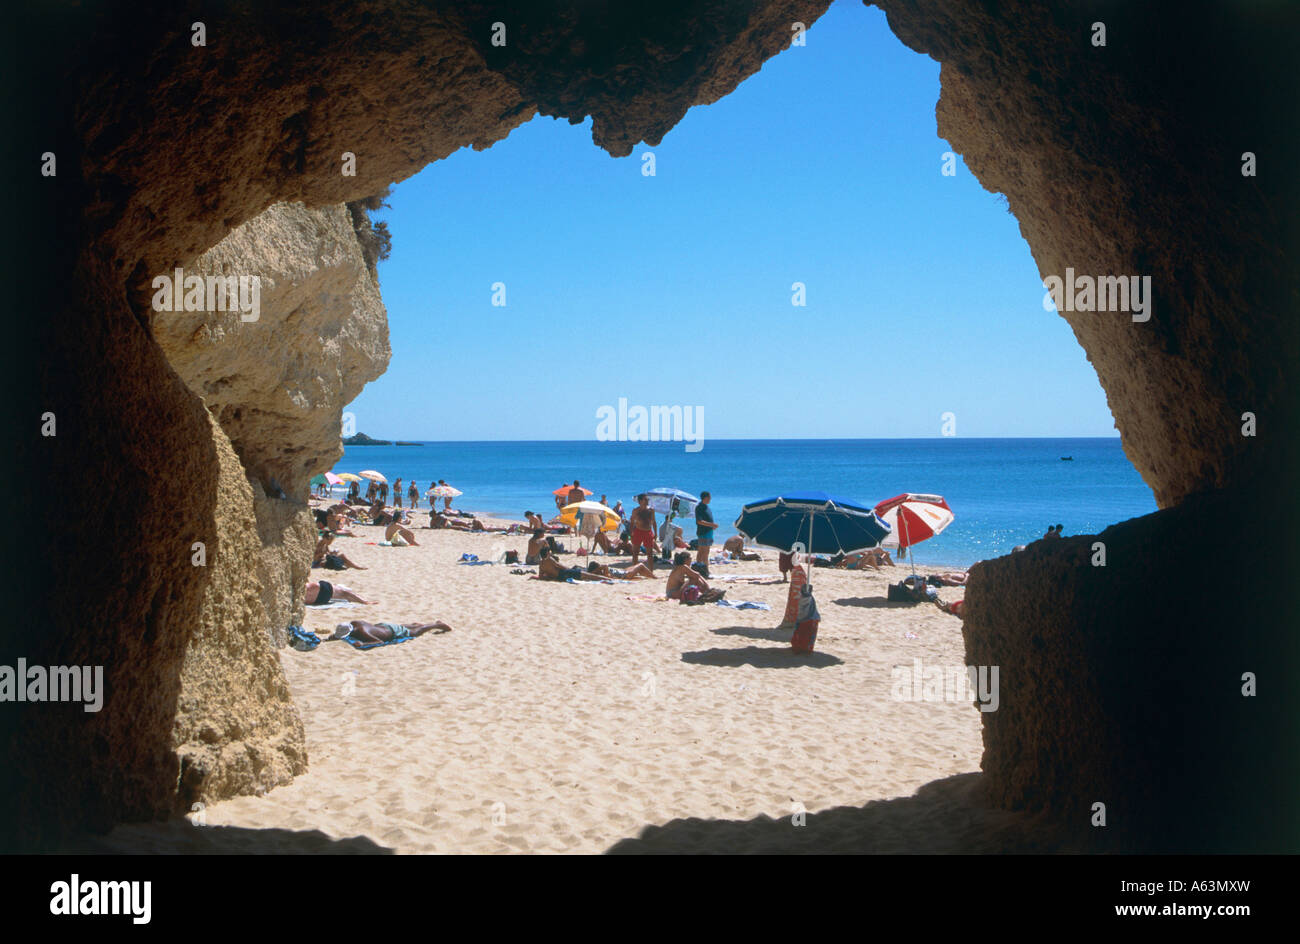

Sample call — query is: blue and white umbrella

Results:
[644,487,700,516]
[735,491,891,557]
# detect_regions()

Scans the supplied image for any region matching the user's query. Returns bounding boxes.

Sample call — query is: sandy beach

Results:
[71,508,1071,854]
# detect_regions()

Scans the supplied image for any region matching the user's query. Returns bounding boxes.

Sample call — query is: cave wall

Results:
[963,489,1300,852]
[5,0,833,848]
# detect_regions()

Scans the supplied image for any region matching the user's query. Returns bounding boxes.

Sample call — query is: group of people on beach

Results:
[303,471,981,640]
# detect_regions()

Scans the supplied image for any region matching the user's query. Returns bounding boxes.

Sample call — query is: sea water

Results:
[331,438,1156,568]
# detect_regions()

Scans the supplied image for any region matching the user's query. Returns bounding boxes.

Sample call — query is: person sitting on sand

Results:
[385,517,420,546]
[665,552,724,602]
[330,619,451,645]
[305,579,373,605]
[586,560,655,580]
[536,546,604,581]
[326,508,358,536]
[525,529,550,565]
[524,510,545,531]
[722,536,762,561]
[590,528,632,555]
[313,532,366,570]
[366,499,394,525]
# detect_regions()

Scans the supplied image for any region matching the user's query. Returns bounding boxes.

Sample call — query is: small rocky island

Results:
[342,431,391,446]
[343,432,421,446]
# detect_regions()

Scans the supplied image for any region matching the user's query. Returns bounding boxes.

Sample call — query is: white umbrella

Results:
[358,470,387,483]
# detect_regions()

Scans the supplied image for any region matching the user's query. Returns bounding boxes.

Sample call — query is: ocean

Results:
[330,438,1157,568]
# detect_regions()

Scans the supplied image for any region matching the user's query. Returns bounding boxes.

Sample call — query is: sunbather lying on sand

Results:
[586,561,655,580]
[429,511,501,532]
[665,552,724,601]
[929,572,967,586]
[330,619,451,644]
[536,546,605,581]
[937,598,965,618]
[837,548,893,569]
[305,579,373,605]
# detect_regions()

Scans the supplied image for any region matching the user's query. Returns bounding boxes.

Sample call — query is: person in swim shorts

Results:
[330,619,451,645]
[629,494,656,569]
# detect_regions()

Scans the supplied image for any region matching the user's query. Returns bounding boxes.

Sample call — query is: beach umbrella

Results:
[430,485,462,498]
[558,500,620,532]
[735,492,891,558]
[336,473,362,483]
[358,470,387,483]
[643,487,699,516]
[873,493,954,574]
[310,473,329,487]
[325,472,344,485]
[553,484,592,497]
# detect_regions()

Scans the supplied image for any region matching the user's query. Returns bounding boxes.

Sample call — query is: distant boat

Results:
[1060,456,1074,461]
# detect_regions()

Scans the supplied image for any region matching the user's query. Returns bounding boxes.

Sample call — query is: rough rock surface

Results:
[155,201,391,641]
[171,417,308,811]
[963,487,1299,852]
[7,0,1296,849]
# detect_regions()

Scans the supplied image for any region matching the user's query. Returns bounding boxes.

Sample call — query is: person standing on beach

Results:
[440,480,454,511]
[378,480,388,504]
[408,480,419,508]
[629,494,657,569]
[694,491,716,574]
[393,478,403,508]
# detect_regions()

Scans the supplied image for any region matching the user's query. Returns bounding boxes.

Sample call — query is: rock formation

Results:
[6,0,1296,850]
[155,201,391,642]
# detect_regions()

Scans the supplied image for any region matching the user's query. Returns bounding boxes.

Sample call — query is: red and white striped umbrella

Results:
[873,494,954,550]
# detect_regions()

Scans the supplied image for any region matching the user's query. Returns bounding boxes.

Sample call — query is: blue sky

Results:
[346,0,1117,442]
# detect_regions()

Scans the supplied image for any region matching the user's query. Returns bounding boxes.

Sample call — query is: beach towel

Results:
[287,625,321,650]
[458,554,494,565]
[338,632,413,650]
[305,601,358,610]
[714,599,771,610]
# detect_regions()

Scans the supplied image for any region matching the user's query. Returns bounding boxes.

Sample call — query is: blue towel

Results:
[340,631,412,651]
[287,625,320,650]
[714,599,771,610]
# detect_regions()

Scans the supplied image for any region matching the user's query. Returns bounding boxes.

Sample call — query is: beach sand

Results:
[70,510,1073,854]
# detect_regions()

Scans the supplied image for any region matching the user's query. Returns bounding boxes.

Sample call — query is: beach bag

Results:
[791,586,821,653]
[504,550,519,564]
[681,585,703,604]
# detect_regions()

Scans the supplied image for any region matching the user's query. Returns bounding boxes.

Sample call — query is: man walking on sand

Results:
[695,490,716,576]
